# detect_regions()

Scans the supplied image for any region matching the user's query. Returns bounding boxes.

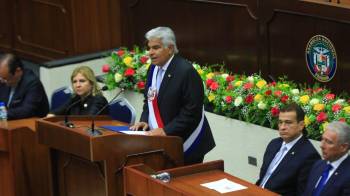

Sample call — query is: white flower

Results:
[292,96,300,102]
[247,76,254,82]
[192,63,200,69]
[335,99,345,104]
[291,89,299,95]
[221,73,229,80]
[234,96,243,107]
[258,101,266,110]
[309,98,320,105]
[114,73,123,83]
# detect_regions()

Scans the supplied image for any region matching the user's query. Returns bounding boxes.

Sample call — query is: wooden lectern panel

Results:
[0,118,52,196]
[124,160,279,196]
[36,116,184,196]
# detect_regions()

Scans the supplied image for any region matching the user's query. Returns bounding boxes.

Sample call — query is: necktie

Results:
[313,164,333,196]
[156,68,164,94]
[260,144,288,187]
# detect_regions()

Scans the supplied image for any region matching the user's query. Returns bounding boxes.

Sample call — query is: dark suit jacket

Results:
[0,69,49,119]
[140,55,215,163]
[51,94,108,115]
[302,156,350,196]
[256,136,320,196]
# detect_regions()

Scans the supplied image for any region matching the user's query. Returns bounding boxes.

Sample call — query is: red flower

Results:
[116,50,125,57]
[332,104,342,112]
[313,88,323,93]
[206,79,214,88]
[225,96,232,104]
[102,64,110,73]
[137,81,145,89]
[269,82,276,86]
[325,93,335,101]
[210,82,219,91]
[140,56,149,64]
[339,118,346,122]
[226,75,234,83]
[124,68,135,77]
[274,90,282,97]
[271,107,280,117]
[281,95,289,103]
[245,94,254,104]
[227,83,234,90]
[316,112,328,122]
[243,82,253,90]
[265,90,272,96]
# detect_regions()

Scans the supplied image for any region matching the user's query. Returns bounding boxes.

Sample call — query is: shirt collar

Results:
[328,153,348,170]
[283,134,303,151]
[157,54,174,72]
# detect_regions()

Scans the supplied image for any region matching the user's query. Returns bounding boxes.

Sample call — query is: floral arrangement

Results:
[102,46,350,140]
[101,47,150,91]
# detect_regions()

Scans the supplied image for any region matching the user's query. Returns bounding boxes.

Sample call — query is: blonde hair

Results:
[70,66,101,96]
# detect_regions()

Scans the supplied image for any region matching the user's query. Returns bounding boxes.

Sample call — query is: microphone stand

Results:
[63,96,83,128]
[86,88,125,136]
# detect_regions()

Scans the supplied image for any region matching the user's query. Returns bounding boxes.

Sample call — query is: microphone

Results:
[101,86,108,91]
[86,88,125,136]
[62,96,83,128]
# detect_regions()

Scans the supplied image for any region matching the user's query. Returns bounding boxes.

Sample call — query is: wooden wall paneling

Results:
[70,0,121,55]
[261,0,350,93]
[14,0,73,61]
[0,0,13,51]
[121,0,260,75]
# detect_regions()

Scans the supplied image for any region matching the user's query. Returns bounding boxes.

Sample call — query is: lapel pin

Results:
[291,152,295,155]
[84,103,88,108]
[335,172,338,176]
[168,74,171,78]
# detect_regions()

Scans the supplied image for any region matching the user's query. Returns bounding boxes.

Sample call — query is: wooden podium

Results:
[36,116,183,196]
[124,160,279,196]
[0,118,52,196]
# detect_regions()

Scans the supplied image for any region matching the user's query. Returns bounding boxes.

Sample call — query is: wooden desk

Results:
[37,116,183,196]
[0,118,52,196]
[124,160,279,196]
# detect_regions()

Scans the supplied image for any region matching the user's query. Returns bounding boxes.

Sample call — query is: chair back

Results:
[108,97,136,124]
[51,86,72,110]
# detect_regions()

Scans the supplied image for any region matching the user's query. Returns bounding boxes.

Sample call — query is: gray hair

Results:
[326,121,350,145]
[145,27,179,54]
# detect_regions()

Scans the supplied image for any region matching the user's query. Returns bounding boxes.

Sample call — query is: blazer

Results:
[140,55,216,163]
[0,69,49,119]
[256,135,321,196]
[302,156,350,196]
[51,94,108,115]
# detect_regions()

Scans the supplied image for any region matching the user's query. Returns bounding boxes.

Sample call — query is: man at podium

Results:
[130,27,215,165]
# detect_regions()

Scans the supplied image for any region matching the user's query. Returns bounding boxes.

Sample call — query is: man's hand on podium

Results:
[130,122,149,131]
[146,128,166,136]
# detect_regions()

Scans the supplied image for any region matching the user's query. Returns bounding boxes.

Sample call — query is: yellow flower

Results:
[313,104,325,111]
[234,81,243,87]
[256,80,267,89]
[254,94,263,102]
[321,122,329,133]
[208,93,215,102]
[304,116,311,127]
[278,83,290,88]
[197,69,204,75]
[145,63,151,70]
[343,106,350,114]
[206,72,214,79]
[123,56,133,68]
[300,95,310,105]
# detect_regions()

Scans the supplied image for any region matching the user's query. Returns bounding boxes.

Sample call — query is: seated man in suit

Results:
[0,53,49,119]
[256,103,320,196]
[303,121,350,196]
[130,27,215,165]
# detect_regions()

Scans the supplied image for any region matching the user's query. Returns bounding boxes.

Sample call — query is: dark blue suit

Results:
[0,69,49,119]
[257,136,320,196]
[302,156,350,196]
[141,55,215,164]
